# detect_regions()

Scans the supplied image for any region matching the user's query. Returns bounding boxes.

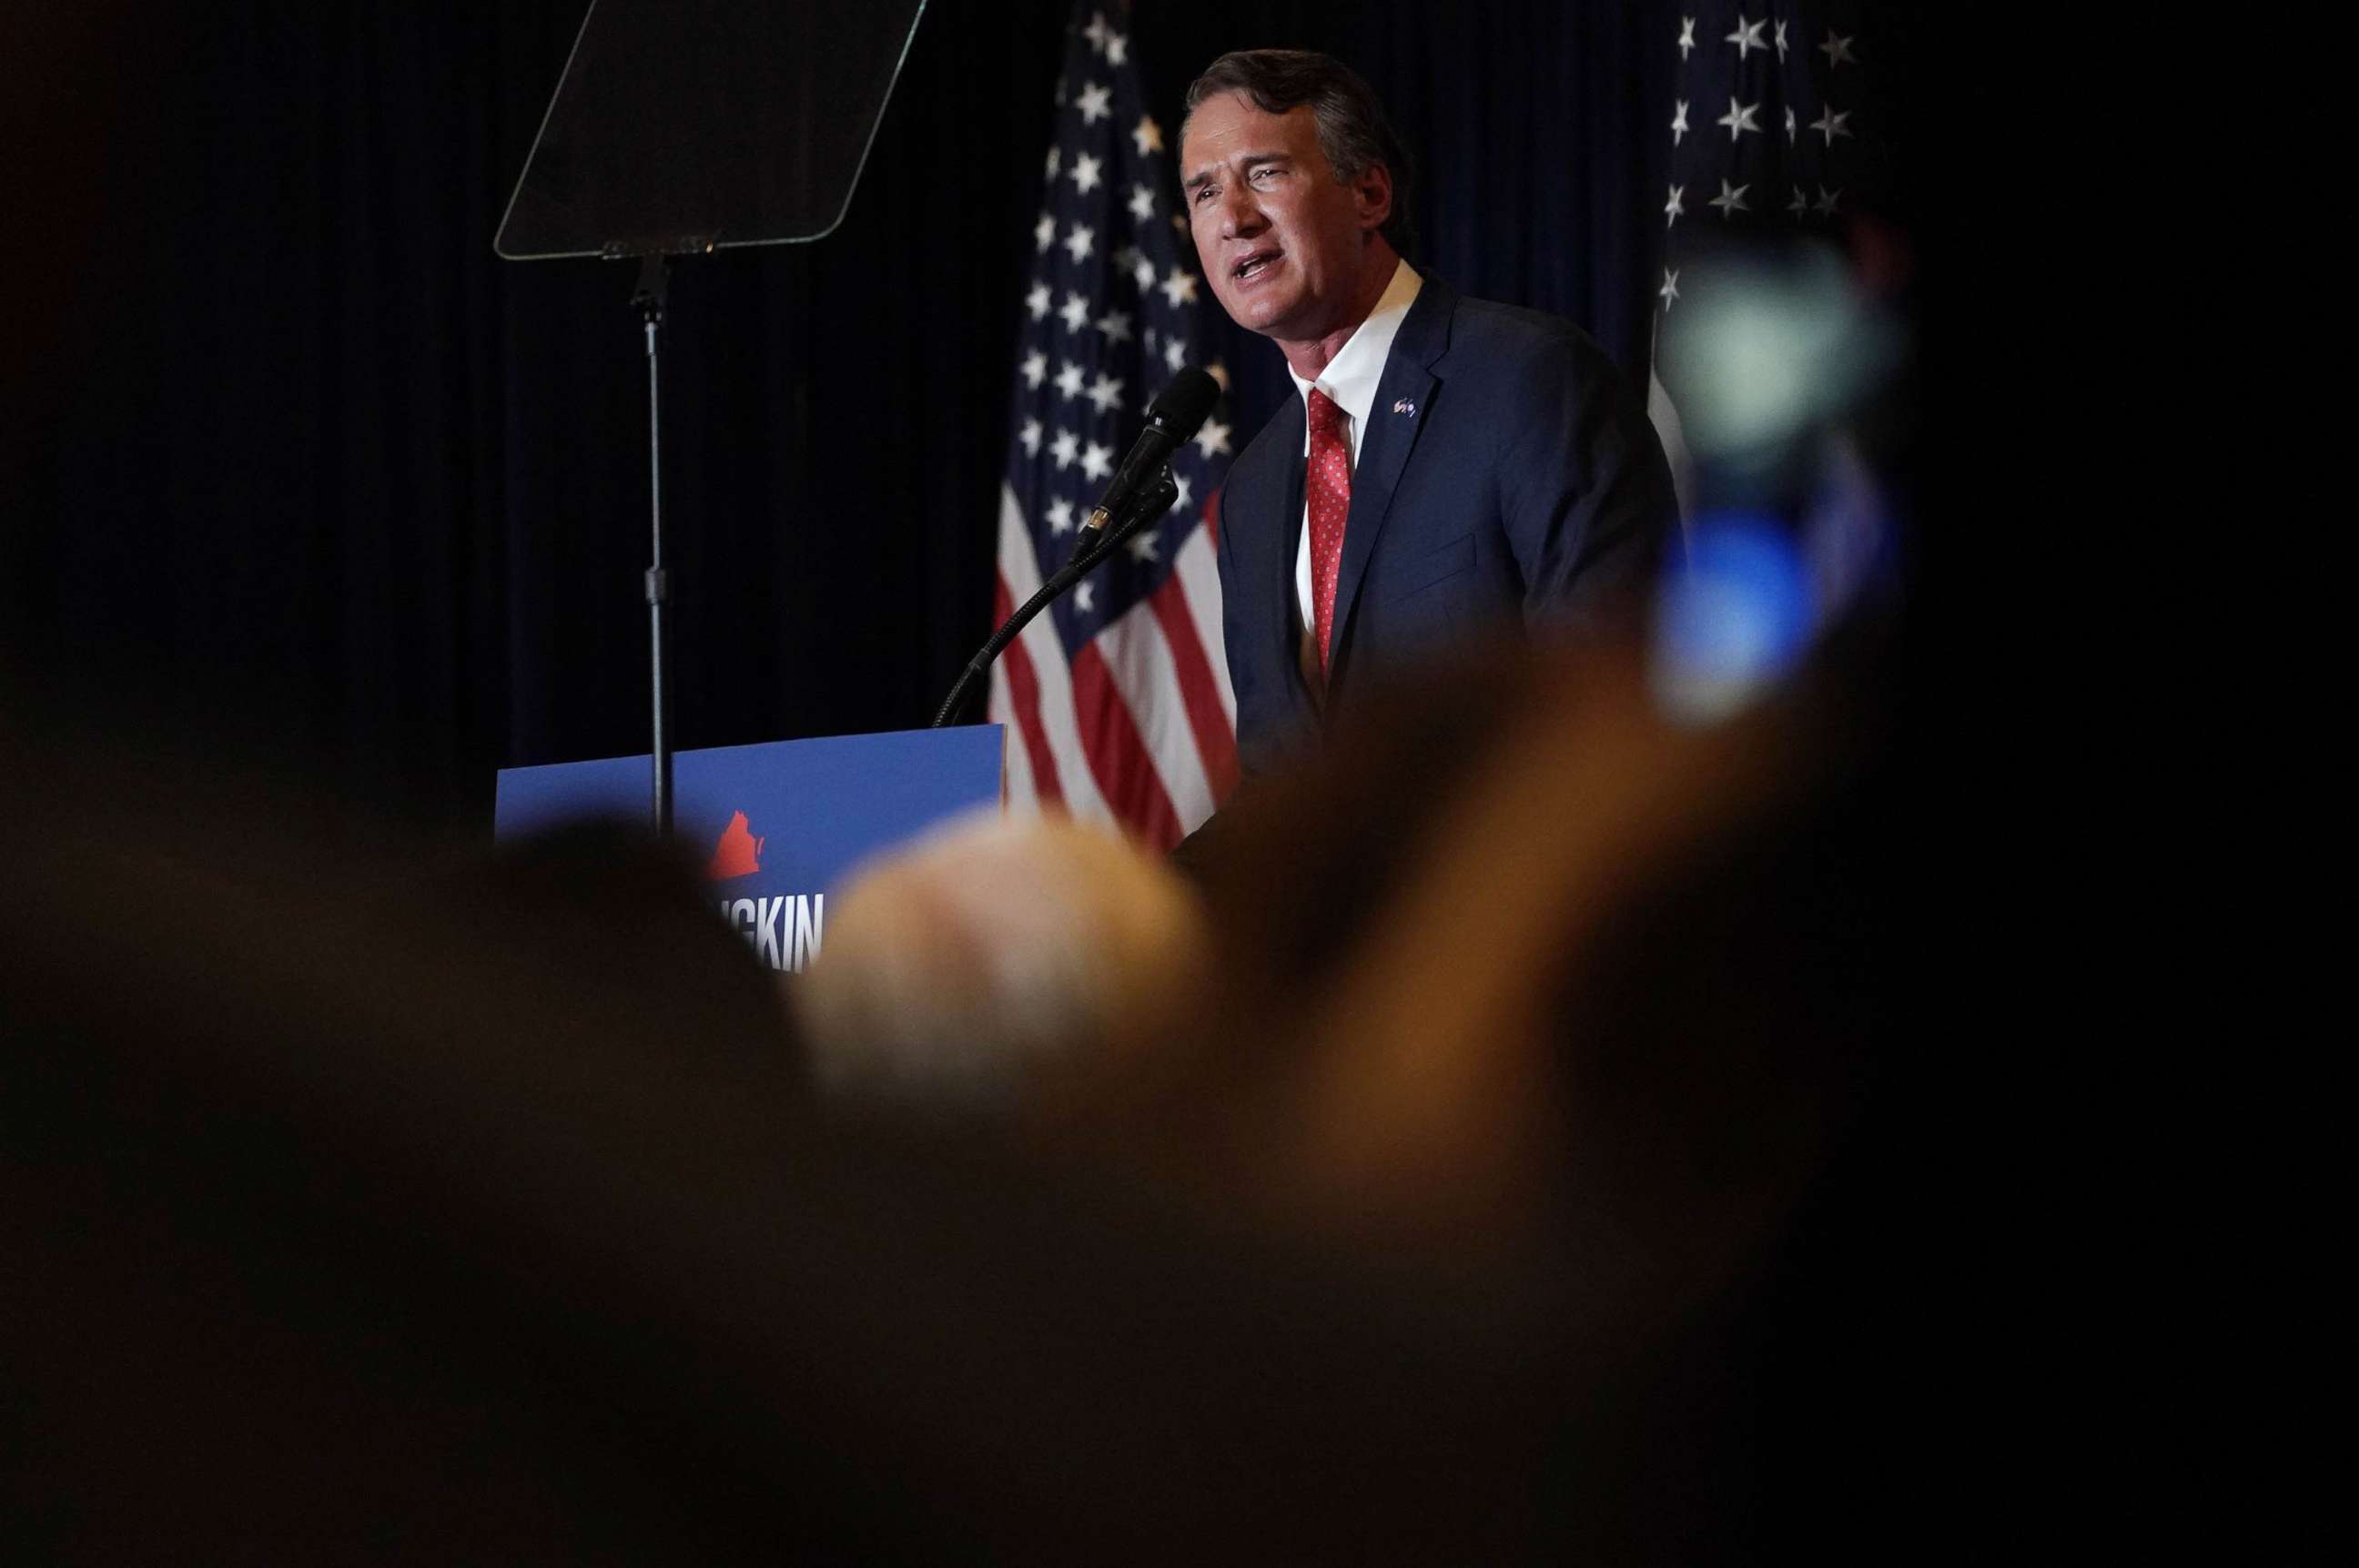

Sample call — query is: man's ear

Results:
[1353,162,1394,234]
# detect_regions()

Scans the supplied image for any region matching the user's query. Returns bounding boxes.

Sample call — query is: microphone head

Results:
[1146,367,1220,440]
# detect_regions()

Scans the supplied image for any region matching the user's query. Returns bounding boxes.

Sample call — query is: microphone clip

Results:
[1068,462,1179,570]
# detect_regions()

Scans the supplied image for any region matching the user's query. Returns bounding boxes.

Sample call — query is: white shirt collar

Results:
[1286,258,1422,440]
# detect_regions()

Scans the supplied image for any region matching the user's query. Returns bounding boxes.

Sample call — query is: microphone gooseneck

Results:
[931,366,1218,730]
[931,448,1190,731]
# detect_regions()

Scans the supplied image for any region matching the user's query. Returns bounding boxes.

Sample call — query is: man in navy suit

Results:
[1180,51,1678,775]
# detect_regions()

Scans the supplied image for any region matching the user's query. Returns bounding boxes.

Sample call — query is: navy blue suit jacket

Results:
[1212,276,1677,775]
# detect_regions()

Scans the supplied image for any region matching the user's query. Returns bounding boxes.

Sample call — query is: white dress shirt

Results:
[1284,258,1423,628]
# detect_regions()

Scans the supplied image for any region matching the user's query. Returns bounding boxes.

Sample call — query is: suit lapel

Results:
[1243,396,1313,715]
[1329,277,1453,688]
[1272,397,1306,642]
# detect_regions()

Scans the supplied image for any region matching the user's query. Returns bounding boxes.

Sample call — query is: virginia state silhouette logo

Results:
[704,810,765,880]
[704,808,823,972]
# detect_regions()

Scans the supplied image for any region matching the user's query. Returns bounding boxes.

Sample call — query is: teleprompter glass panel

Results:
[496,0,929,259]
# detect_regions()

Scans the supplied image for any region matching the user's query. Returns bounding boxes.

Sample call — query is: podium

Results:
[494,726,1004,972]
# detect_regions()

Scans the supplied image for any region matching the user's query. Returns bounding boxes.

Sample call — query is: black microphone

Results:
[1075,367,1220,551]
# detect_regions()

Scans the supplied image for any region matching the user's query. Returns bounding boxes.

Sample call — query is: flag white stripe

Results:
[983,604,1028,809]
[1168,522,1235,724]
[988,654,1035,809]
[1098,603,1217,835]
[994,484,1110,824]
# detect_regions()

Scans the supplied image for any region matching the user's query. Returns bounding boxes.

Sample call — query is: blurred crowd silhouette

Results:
[6,590,1938,1561]
[5,6,1965,1559]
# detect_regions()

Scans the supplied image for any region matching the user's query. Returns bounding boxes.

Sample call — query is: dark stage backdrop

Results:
[8,0,1669,835]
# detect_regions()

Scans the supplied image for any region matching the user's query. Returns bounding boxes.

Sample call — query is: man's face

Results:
[1180,94,1389,347]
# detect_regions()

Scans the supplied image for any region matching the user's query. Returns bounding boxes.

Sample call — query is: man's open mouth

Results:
[1233,249,1280,281]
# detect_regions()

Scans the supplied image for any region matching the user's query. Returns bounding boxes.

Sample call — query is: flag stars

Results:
[1172,471,1193,509]
[1132,253,1157,291]
[1063,224,1095,263]
[1047,497,1075,532]
[1034,212,1056,253]
[1044,148,1060,182]
[1059,291,1091,333]
[1128,183,1157,223]
[1205,359,1230,394]
[1076,83,1111,126]
[1193,418,1230,460]
[1020,350,1048,388]
[1659,268,1680,309]
[1810,106,1854,146]
[1131,116,1162,157]
[1665,184,1686,228]
[1717,96,1763,140]
[1671,99,1689,145]
[1069,153,1103,196]
[1055,360,1085,400]
[1819,30,1858,68]
[1726,15,1767,57]
[1162,336,1188,372]
[1082,11,1109,54]
[1074,581,1095,613]
[1080,441,1114,482]
[1787,187,1808,217]
[1708,178,1748,217]
[1018,418,1043,456]
[1094,309,1133,345]
[1813,184,1842,217]
[1087,372,1125,414]
[1159,267,1200,308]
[1124,530,1160,563]
[1025,282,1051,320]
[1774,19,1790,61]
[1678,16,1696,59]
[1049,429,1078,469]
[1105,30,1128,66]
[1785,105,1797,142]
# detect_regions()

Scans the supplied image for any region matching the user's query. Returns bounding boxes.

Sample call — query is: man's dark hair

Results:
[1183,49,1417,258]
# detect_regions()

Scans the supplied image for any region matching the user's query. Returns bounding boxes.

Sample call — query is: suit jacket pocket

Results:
[1375,531,1475,604]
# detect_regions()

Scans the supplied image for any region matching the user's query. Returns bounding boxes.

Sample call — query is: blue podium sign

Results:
[494,726,1004,973]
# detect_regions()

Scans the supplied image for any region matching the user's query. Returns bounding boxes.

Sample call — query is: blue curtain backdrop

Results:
[9,0,1669,831]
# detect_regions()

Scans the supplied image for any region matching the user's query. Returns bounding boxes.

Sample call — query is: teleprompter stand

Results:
[494,0,930,834]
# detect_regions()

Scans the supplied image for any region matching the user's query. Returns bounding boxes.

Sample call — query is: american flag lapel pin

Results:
[1392,399,1416,416]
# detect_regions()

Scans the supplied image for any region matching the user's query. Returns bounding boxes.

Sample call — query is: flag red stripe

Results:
[1068,640,1183,849]
[1147,558,1240,807]
[993,573,1066,809]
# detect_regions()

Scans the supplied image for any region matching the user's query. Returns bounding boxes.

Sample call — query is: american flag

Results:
[1648,5,1895,475]
[987,1,1239,851]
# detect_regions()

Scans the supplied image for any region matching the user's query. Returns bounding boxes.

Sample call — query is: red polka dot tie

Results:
[1305,387,1352,671]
